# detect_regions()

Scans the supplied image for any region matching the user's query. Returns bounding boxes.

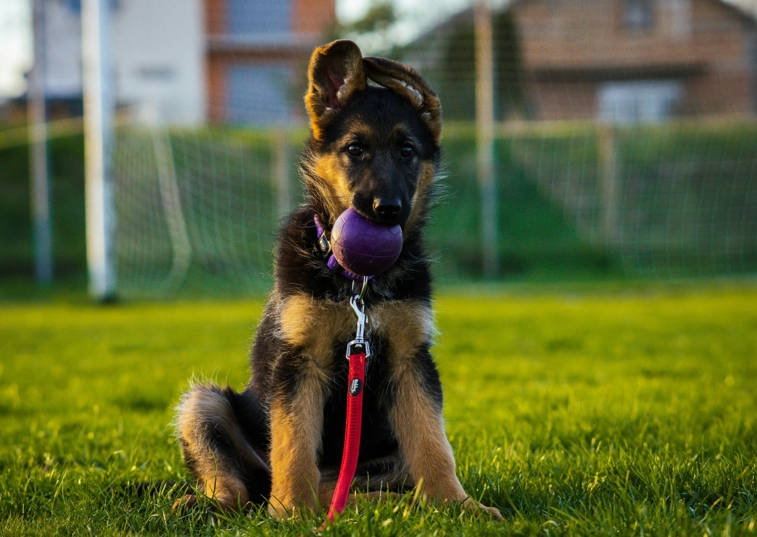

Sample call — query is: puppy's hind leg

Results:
[174,383,271,512]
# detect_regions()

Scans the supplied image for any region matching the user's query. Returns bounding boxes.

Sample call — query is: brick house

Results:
[515,0,757,122]
[405,0,757,123]
[205,0,335,124]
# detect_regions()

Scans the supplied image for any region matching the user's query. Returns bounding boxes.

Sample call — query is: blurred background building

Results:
[3,0,336,124]
[406,0,757,121]
[5,0,205,123]
[205,0,335,124]
[518,0,757,121]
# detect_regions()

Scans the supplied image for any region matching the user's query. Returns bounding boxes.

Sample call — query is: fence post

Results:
[29,0,53,284]
[598,124,619,246]
[273,127,291,219]
[475,0,499,278]
[82,0,117,301]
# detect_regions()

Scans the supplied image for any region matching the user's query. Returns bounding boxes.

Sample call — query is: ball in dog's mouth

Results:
[331,207,403,276]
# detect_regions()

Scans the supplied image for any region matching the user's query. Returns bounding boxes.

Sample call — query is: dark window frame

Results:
[623,0,654,31]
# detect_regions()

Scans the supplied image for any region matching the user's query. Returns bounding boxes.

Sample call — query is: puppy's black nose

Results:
[373,198,402,219]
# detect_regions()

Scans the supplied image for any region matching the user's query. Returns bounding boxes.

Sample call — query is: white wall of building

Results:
[43,0,83,98]
[111,0,205,124]
[42,0,205,124]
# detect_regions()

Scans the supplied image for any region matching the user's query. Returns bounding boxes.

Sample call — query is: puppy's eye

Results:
[347,144,363,157]
[400,143,415,158]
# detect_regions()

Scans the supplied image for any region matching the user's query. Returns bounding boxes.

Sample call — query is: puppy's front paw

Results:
[481,504,504,521]
[268,498,307,520]
[268,501,290,520]
[462,498,504,521]
[172,493,198,512]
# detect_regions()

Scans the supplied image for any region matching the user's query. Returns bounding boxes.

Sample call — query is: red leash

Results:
[323,289,370,525]
[325,350,366,521]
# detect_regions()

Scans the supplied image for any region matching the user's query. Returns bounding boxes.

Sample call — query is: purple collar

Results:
[314,213,373,283]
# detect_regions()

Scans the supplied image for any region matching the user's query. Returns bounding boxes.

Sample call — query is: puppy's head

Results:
[303,40,442,232]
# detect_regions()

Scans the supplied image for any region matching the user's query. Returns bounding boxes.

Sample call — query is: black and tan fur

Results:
[174,40,502,520]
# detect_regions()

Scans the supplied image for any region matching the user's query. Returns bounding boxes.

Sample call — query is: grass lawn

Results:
[1,283,756,535]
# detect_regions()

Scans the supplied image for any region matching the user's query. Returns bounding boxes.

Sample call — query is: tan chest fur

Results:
[276,293,435,372]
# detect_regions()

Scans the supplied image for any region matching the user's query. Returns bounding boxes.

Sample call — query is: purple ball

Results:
[331,208,403,276]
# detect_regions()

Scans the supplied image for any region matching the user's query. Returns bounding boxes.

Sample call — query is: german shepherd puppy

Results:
[174,40,502,521]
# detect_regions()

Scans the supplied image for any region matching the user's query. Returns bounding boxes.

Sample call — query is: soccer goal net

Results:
[112,126,298,297]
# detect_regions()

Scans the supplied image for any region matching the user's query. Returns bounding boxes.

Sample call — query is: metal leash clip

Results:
[346,276,371,360]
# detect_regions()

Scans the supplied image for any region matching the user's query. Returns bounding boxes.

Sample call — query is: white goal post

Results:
[82,0,116,301]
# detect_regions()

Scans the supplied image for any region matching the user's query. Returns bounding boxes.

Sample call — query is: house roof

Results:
[411,0,757,45]
[507,0,756,24]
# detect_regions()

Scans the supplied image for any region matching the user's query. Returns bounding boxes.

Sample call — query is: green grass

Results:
[1,283,756,535]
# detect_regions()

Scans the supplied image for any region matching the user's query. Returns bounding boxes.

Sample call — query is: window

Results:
[624,0,653,31]
[226,65,292,125]
[67,0,120,13]
[598,80,683,124]
[227,0,291,35]
[135,66,175,82]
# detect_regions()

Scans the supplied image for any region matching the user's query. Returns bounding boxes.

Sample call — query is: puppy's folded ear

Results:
[305,40,366,141]
[362,56,442,145]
